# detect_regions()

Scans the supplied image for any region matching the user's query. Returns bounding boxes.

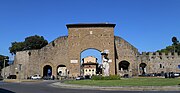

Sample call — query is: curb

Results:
[51,82,180,91]
[3,79,43,83]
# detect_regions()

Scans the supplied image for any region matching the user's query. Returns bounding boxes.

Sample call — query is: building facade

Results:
[2,23,180,79]
[82,56,98,77]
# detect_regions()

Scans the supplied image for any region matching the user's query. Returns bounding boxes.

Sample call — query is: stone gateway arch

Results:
[3,23,180,79]
[67,23,117,77]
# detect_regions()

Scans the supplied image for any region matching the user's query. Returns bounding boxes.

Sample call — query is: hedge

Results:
[91,75,121,80]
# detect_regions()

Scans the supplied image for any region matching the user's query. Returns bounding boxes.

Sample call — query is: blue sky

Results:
[81,49,101,63]
[0,0,180,60]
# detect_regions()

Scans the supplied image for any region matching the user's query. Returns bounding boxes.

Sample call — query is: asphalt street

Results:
[0,81,179,93]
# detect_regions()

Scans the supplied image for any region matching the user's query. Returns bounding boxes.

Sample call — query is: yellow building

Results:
[82,56,98,77]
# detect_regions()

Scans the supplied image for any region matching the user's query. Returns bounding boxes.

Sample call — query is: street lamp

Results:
[18,64,22,80]
[3,58,8,78]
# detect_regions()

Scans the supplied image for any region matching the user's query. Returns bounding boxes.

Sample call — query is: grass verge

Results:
[64,78,180,86]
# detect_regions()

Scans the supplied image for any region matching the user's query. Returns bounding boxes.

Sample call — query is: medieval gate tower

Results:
[67,23,116,76]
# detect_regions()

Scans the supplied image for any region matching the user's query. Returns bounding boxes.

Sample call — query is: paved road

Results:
[0,81,179,93]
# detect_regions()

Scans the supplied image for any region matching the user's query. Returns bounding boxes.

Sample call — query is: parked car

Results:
[31,74,41,80]
[7,75,17,79]
[174,73,180,77]
[76,76,84,80]
[84,75,91,79]
[165,72,180,78]
[43,76,52,80]
[42,75,55,80]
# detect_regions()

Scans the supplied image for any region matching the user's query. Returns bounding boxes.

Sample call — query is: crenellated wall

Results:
[138,52,180,75]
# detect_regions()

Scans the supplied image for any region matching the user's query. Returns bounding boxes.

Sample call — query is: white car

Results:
[76,76,84,80]
[31,74,41,80]
[174,73,180,77]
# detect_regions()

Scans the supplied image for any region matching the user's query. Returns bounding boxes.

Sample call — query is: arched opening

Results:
[43,65,52,77]
[139,63,147,75]
[119,61,130,71]
[80,48,101,77]
[118,60,130,77]
[57,65,67,77]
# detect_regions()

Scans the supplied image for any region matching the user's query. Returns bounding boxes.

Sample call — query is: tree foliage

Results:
[0,55,9,70]
[9,42,25,55]
[157,37,180,54]
[172,36,179,45]
[9,35,48,55]
[24,35,48,50]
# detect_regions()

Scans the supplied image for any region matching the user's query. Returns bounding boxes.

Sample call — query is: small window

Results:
[178,65,180,69]
[28,52,31,56]
[52,41,55,47]
[90,31,93,34]
[160,64,162,68]
[59,71,62,74]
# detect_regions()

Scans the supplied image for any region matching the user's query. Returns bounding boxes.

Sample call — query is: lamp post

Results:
[3,58,8,78]
[18,64,22,80]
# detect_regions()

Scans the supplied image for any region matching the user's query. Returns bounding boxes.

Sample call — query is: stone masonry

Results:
[2,23,180,79]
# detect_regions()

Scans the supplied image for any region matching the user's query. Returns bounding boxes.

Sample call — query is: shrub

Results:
[91,75,103,80]
[91,75,121,80]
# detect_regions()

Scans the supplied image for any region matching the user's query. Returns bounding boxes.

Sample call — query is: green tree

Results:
[0,55,9,70]
[9,42,25,55]
[176,44,180,53]
[157,37,180,54]
[24,35,48,50]
[9,35,48,55]
[172,36,179,45]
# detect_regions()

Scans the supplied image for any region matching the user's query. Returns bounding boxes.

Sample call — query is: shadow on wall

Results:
[0,88,16,93]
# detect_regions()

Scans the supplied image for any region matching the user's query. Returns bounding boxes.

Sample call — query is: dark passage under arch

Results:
[119,61,130,71]
[43,65,52,77]
[57,65,67,76]
[139,63,147,75]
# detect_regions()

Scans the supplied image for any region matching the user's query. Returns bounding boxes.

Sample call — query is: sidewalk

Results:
[51,82,180,91]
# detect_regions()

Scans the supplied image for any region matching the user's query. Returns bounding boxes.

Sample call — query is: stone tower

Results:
[67,23,116,77]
